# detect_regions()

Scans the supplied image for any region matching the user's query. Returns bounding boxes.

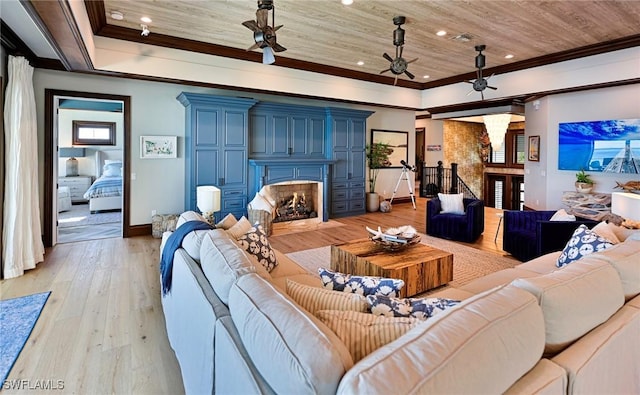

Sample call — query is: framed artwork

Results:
[140,135,177,158]
[528,135,540,161]
[371,129,408,168]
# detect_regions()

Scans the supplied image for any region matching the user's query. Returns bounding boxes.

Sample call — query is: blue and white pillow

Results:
[557,224,614,268]
[237,225,278,272]
[367,295,460,320]
[317,268,404,297]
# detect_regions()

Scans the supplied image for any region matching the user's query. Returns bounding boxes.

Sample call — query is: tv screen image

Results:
[558,118,640,173]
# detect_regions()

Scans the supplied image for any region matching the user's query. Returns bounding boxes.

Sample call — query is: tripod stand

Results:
[389,163,416,209]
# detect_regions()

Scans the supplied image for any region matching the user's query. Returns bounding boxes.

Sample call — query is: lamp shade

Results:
[197,185,221,213]
[483,114,512,151]
[611,192,640,222]
[59,147,85,158]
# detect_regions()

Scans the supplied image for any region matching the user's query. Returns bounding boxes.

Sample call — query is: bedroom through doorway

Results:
[54,96,125,244]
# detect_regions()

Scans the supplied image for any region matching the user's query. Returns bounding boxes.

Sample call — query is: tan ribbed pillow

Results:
[216,213,238,230]
[286,280,368,315]
[226,216,252,239]
[315,310,420,362]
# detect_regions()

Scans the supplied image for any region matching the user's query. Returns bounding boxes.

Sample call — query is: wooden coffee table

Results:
[330,238,453,297]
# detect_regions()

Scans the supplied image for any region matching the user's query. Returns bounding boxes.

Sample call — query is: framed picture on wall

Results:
[371,129,408,168]
[528,135,540,161]
[140,135,177,158]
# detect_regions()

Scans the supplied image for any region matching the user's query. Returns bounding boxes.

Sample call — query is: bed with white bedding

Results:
[85,157,123,213]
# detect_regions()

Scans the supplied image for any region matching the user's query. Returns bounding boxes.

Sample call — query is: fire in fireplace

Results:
[268,182,320,223]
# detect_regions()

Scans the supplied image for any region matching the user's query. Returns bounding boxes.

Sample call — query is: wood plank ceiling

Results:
[96,0,640,88]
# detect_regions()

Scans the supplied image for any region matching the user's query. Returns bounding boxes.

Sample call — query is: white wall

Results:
[524,83,640,210]
[415,118,444,166]
[33,69,416,225]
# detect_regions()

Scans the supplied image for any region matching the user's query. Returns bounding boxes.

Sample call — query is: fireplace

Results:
[249,159,335,222]
[266,181,322,223]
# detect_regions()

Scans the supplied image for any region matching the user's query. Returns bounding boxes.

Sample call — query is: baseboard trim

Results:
[128,224,151,237]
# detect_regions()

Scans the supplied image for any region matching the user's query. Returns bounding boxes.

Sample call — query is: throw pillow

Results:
[315,310,420,362]
[591,221,621,244]
[317,268,405,297]
[176,210,208,228]
[236,224,278,272]
[258,186,277,207]
[226,216,252,239]
[549,209,576,221]
[438,193,465,214]
[366,295,460,320]
[557,224,614,268]
[216,213,238,230]
[286,279,369,315]
[103,162,122,177]
[248,192,274,213]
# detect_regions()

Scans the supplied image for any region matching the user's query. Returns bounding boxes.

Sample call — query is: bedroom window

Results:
[72,121,116,146]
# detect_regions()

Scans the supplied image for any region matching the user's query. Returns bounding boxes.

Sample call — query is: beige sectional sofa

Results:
[160,212,640,394]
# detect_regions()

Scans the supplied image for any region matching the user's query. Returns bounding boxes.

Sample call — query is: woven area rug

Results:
[286,233,517,289]
[0,292,51,383]
[58,204,121,228]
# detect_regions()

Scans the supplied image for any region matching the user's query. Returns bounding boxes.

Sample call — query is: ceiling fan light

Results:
[262,46,275,64]
[483,114,511,151]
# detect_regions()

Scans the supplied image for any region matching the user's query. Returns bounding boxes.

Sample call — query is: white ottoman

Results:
[58,186,72,212]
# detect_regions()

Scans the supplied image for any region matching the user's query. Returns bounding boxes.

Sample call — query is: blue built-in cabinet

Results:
[177,93,257,222]
[178,92,374,220]
[249,102,326,158]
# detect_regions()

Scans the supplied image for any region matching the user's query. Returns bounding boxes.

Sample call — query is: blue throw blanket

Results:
[160,220,213,295]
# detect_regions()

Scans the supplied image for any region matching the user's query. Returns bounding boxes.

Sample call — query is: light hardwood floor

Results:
[0,196,508,394]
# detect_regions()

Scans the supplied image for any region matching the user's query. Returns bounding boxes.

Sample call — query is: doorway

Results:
[43,90,131,247]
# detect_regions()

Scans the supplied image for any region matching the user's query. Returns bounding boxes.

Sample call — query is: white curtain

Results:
[3,56,44,279]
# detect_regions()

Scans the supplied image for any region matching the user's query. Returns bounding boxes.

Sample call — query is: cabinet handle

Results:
[219,178,225,186]
[348,172,352,179]
[288,147,292,155]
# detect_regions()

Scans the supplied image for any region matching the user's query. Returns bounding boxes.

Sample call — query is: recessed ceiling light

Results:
[505,54,514,59]
[423,75,430,79]
[341,0,353,5]
[140,16,152,23]
[357,60,364,66]
[110,11,124,20]
[436,30,447,36]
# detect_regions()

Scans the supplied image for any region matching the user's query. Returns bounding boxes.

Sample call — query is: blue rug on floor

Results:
[0,291,51,383]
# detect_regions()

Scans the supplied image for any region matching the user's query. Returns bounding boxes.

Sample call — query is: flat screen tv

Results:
[558,118,640,173]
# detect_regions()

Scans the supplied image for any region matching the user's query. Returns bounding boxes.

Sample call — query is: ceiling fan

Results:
[465,44,497,100]
[242,0,286,65]
[380,16,418,86]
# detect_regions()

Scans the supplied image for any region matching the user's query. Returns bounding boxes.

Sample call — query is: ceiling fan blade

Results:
[464,80,474,84]
[404,70,415,79]
[242,20,260,32]
[272,43,287,52]
[406,58,418,64]
[273,25,283,32]
[481,91,485,100]
[466,89,474,96]
[380,68,391,74]
[485,72,495,81]
[383,53,394,63]
[394,74,399,86]
[257,9,268,29]
[487,85,498,90]
[247,42,261,51]
[262,46,275,65]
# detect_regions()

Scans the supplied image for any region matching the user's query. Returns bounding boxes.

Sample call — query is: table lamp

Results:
[197,185,221,225]
[611,192,640,222]
[59,147,86,177]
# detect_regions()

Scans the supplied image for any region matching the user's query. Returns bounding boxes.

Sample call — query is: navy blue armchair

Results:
[503,210,599,262]
[426,198,485,243]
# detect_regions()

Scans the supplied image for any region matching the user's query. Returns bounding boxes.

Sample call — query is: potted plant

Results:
[365,142,392,212]
[575,169,594,193]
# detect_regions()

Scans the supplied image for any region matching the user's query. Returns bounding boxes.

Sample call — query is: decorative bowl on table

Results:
[366,225,421,251]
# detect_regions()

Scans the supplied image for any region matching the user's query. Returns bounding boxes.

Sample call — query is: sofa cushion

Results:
[318,268,404,297]
[270,273,322,291]
[366,295,460,319]
[459,268,540,295]
[286,279,369,315]
[216,213,237,230]
[438,193,465,214]
[511,259,625,356]
[503,359,568,395]
[557,224,614,268]
[236,225,278,272]
[518,252,562,274]
[229,274,353,395]
[176,211,212,261]
[591,221,621,244]
[199,230,267,305]
[337,285,545,394]
[585,239,640,300]
[315,310,421,362]
[226,216,252,239]
[609,223,640,242]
